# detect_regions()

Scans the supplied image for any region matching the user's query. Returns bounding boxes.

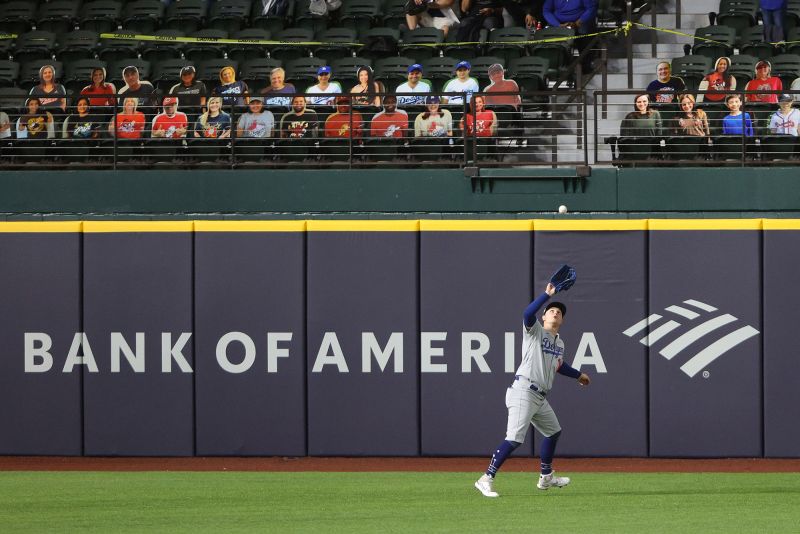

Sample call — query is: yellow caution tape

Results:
[100,32,364,47]
[0,33,18,39]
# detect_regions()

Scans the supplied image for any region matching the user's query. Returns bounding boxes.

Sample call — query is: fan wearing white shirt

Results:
[305,66,342,106]
[442,60,480,105]
[395,63,432,106]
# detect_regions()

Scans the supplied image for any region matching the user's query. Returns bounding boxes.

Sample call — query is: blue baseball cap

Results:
[317,66,332,75]
[455,60,471,70]
[408,63,423,73]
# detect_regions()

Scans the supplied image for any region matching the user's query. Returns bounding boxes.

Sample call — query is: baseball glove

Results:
[549,264,576,292]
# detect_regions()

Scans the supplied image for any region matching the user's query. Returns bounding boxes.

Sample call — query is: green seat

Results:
[121,0,165,35]
[208,0,252,34]
[692,25,736,60]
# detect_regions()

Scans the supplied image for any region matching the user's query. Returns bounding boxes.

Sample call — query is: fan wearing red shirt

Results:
[370,95,409,138]
[151,96,188,138]
[108,97,145,139]
[461,95,498,137]
[80,68,116,108]
[745,60,782,103]
[324,96,363,138]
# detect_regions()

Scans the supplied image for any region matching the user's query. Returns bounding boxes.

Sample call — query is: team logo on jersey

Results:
[622,299,759,377]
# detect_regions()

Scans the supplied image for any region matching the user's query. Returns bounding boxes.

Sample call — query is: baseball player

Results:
[475,281,590,498]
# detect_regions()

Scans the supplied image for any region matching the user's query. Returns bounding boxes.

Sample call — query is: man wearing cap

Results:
[442,61,480,105]
[769,94,799,136]
[305,66,342,106]
[237,95,275,138]
[169,66,208,111]
[395,64,432,107]
[118,66,156,110]
[151,96,188,139]
[745,60,782,103]
[474,279,591,499]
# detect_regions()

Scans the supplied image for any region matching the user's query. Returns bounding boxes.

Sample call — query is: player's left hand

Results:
[545,283,556,296]
[578,373,590,386]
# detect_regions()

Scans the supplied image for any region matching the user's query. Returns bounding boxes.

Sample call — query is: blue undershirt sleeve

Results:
[557,361,582,379]
[523,292,551,329]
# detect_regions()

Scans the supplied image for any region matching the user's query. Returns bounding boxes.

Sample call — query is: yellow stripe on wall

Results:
[648,219,763,230]
[419,220,534,231]
[307,220,420,232]
[534,220,649,231]
[0,222,82,233]
[195,220,307,232]
[82,221,194,233]
[761,219,800,230]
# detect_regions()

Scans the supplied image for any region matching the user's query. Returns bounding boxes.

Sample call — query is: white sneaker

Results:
[474,474,499,497]
[537,472,570,490]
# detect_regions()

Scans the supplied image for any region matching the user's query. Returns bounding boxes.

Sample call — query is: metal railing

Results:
[0,92,588,169]
[595,90,800,167]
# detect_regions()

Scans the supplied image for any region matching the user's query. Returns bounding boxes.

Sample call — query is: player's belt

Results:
[514,375,546,396]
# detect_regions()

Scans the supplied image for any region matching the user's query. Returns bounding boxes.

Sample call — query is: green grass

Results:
[1,471,799,533]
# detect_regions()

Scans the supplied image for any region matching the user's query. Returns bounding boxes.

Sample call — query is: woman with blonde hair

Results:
[674,94,710,136]
[194,96,231,138]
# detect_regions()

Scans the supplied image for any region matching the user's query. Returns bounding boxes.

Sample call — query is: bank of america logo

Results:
[622,299,760,377]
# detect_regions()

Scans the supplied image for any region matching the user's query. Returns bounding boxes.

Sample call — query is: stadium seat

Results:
[19,60,65,91]
[63,58,108,94]
[665,136,706,161]
[13,31,57,65]
[358,27,400,59]
[0,1,37,34]
[508,56,549,95]
[331,56,372,88]
[0,38,11,61]
[729,53,758,86]
[671,54,713,92]
[374,55,418,87]
[768,54,800,88]
[107,58,152,87]
[98,32,142,63]
[208,0,253,34]
[692,25,736,60]
[269,27,315,61]
[284,57,327,90]
[715,0,757,37]
[36,0,80,36]
[240,57,283,92]
[485,26,531,64]
[79,0,124,34]
[122,0,166,35]
[292,0,328,34]
[0,86,27,113]
[381,0,408,30]
[251,0,294,34]
[338,0,380,34]
[421,56,458,90]
[761,135,798,160]
[399,27,445,62]
[529,26,575,79]
[57,31,101,63]
[314,28,359,62]
[140,29,186,62]
[152,58,193,91]
[184,29,229,62]
[197,59,239,87]
[228,29,272,61]
[786,27,800,55]
[787,0,800,31]
[164,0,209,33]
[0,59,20,88]
[737,26,774,59]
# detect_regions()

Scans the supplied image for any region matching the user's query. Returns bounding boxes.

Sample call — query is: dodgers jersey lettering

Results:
[517,321,564,393]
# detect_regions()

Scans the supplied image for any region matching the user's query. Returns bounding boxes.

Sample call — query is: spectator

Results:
[370,95,409,138]
[461,94,498,137]
[769,94,800,135]
[745,60,782,104]
[523,0,545,28]
[169,66,208,110]
[16,97,55,139]
[324,96,363,138]
[760,0,787,43]
[306,66,342,106]
[80,67,116,110]
[194,96,231,138]
[674,94,710,136]
[457,0,503,42]
[151,96,189,138]
[108,97,146,139]
[260,67,297,107]
[620,93,663,137]
[543,0,596,31]
[213,65,249,108]
[789,75,800,98]
[697,57,736,103]
[280,95,320,138]
[237,95,275,138]
[118,65,157,110]
[0,105,10,139]
[405,0,460,37]
[646,62,686,104]
[414,95,453,137]
[721,94,754,136]
[442,61,480,105]
[350,66,383,107]
[62,97,102,139]
[29,65,67,118]
[396,64,432,106]
[484,63,521,109]
[259,0,290,16]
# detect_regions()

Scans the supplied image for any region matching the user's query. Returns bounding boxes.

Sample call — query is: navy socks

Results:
[486,440,520,477]
[540,431,561,475]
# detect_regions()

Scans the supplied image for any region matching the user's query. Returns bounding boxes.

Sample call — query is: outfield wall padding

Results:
[0,220,793,458]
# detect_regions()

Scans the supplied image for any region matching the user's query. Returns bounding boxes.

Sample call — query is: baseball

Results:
[558,205,568,214]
